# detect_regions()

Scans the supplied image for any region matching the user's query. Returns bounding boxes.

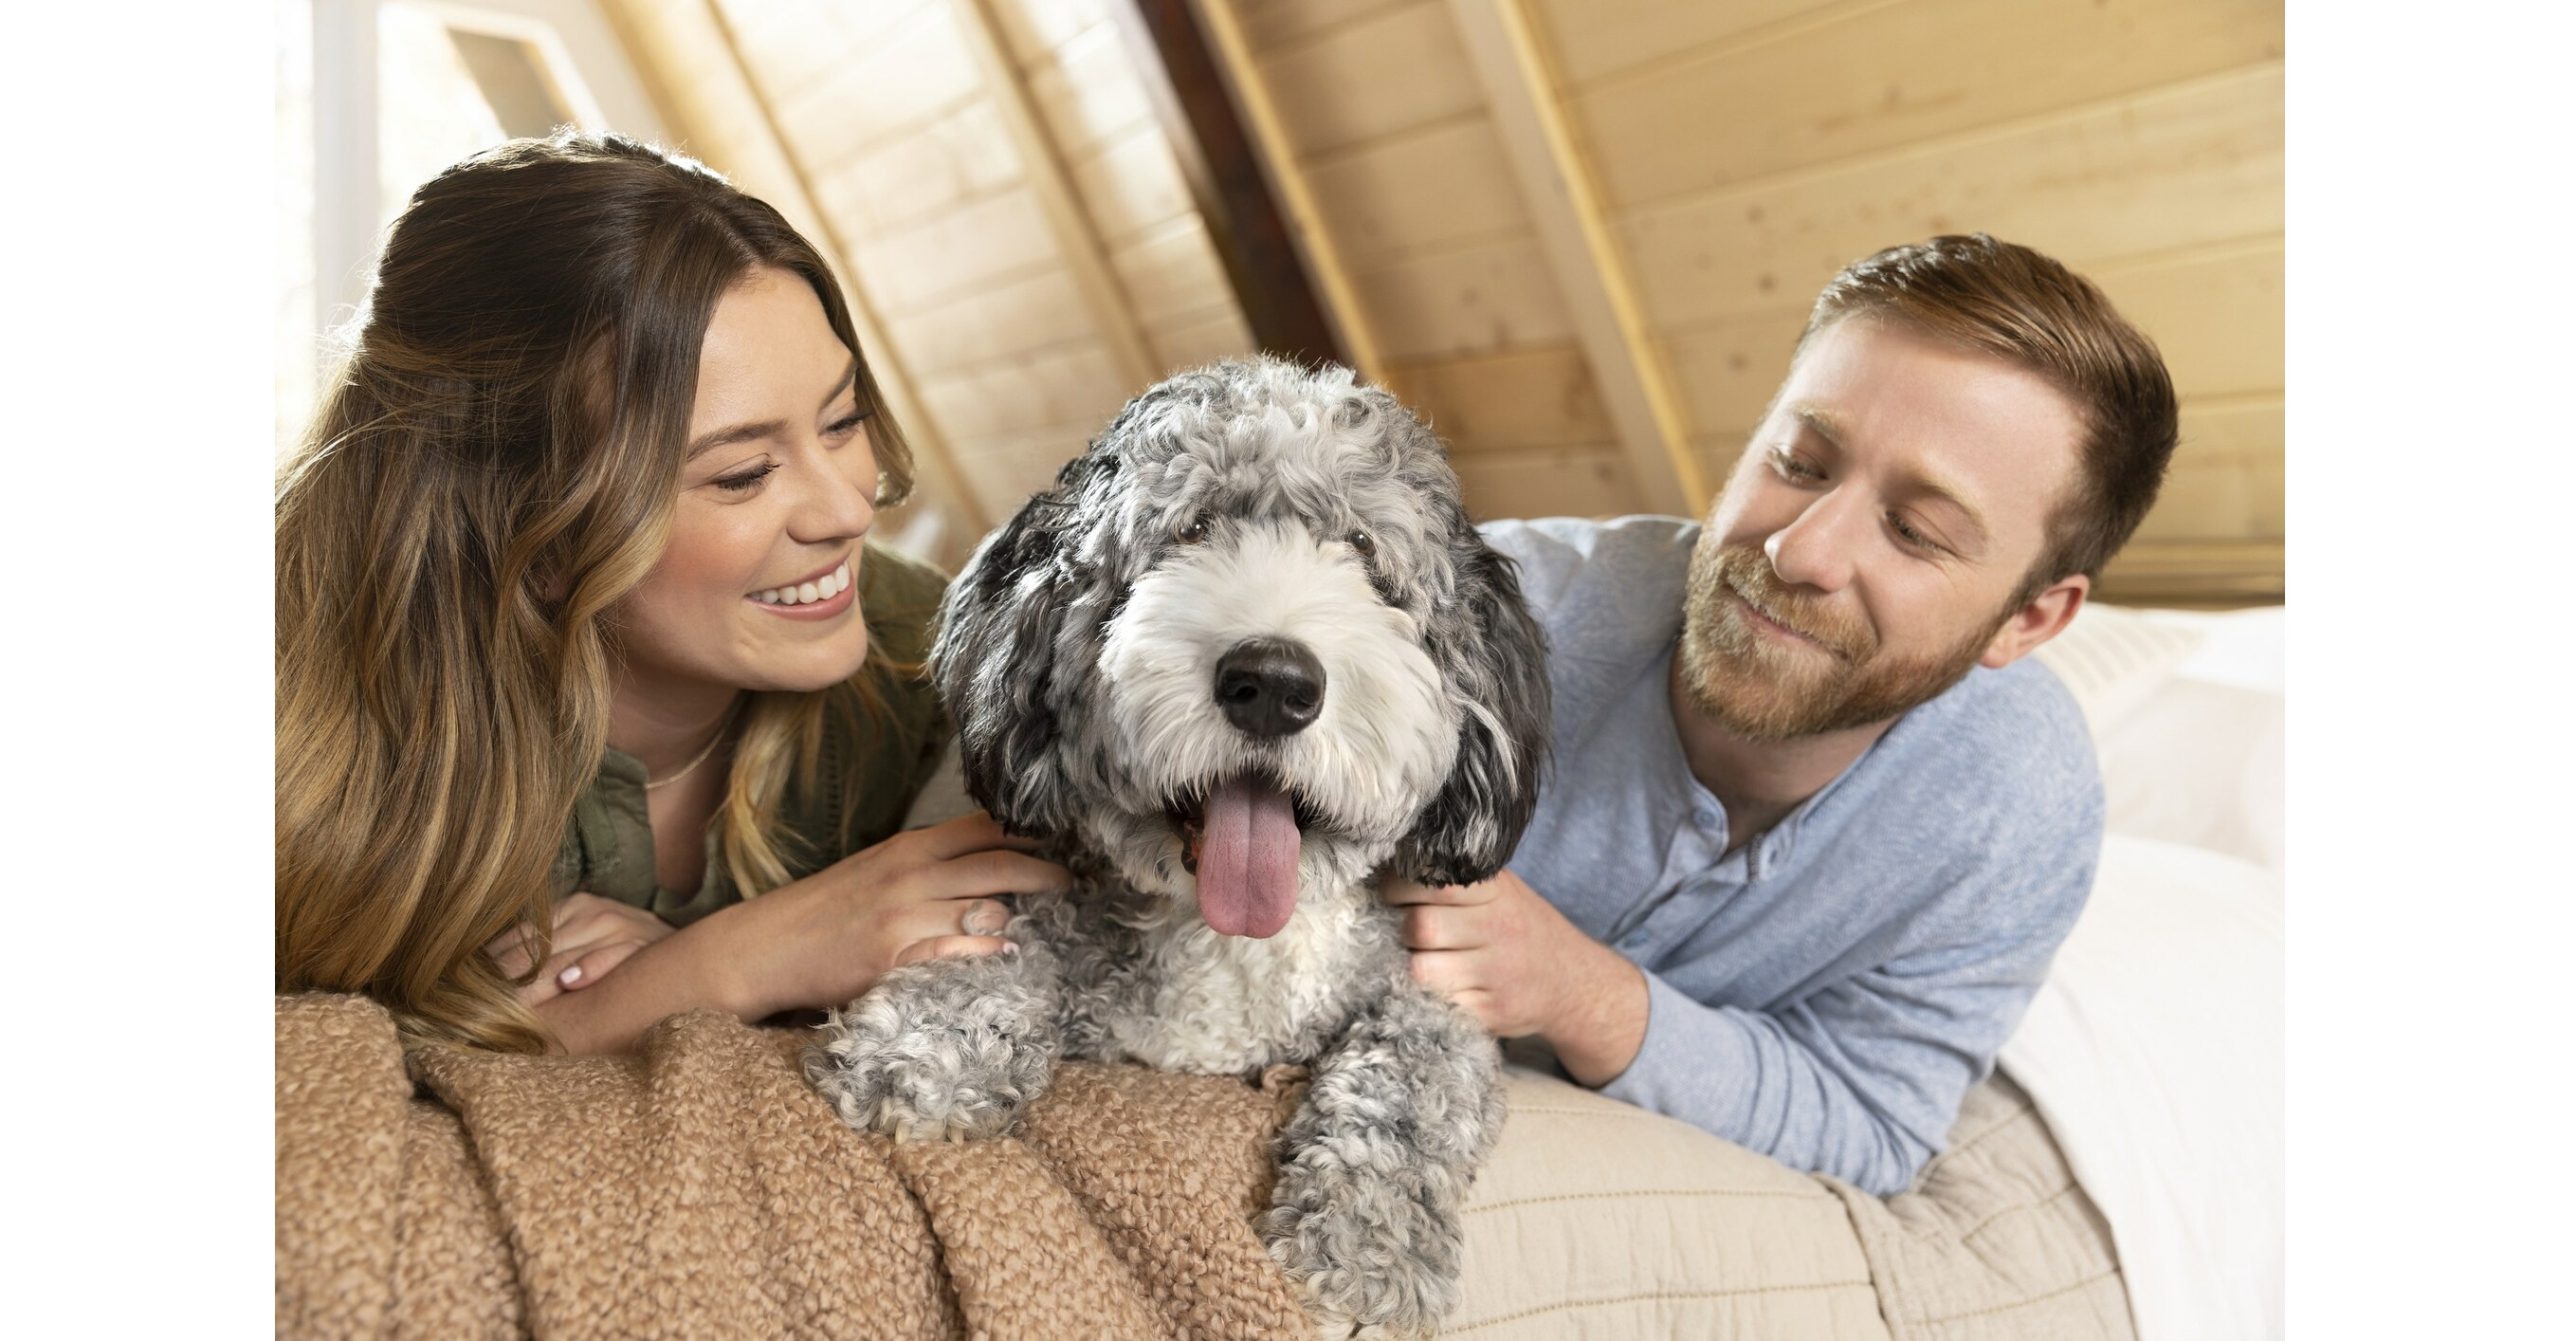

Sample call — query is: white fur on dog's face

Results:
[1095,521,1461,906]
[931,358,1552,909]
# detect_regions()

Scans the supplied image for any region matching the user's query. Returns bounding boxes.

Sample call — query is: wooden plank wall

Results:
[1216,0,2285,604]
[1219,0,1650,521]
[611,0,1260,570]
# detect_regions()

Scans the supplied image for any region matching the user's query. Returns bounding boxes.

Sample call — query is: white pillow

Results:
[2001,834,2284,1341]
[2030,601,2208,736]
[2100,676,2285,874]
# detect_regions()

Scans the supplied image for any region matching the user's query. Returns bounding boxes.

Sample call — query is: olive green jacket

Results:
[548,545,952,926]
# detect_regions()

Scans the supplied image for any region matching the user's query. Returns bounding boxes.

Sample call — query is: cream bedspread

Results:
[1448,1067,2131,1339]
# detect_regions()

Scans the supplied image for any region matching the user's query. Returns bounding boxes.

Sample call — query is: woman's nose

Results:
[794,439,877,542]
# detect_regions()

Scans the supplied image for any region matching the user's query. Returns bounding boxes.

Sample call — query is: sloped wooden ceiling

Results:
[611,0,2283,605]
[1206,0,2283,605]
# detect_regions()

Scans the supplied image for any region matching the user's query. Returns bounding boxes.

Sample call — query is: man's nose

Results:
[1763,489,1857,593]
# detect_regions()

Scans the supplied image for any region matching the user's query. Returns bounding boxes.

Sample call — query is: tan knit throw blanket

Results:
[276,994,1316,1340]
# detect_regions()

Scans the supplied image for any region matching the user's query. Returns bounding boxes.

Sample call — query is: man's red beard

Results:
[1676,542,2006,742]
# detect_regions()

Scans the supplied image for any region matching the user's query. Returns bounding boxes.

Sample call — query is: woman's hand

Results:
[488,893,677,1008]
[714,811,1070,1020]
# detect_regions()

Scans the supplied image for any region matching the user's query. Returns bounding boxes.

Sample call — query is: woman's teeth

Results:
[750,560,852,607]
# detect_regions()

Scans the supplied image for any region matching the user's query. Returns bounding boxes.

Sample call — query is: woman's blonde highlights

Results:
[277,132,914,1051]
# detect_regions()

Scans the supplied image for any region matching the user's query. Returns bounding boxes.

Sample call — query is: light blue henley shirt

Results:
[1483,515,2103,1196]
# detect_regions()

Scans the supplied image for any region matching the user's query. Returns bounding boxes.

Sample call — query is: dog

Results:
[805,357,1551,1332]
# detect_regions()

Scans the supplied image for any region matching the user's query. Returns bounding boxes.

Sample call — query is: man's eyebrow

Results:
[684,358,862,460]
[1790,405,1990,542]
[1791,405,1845,447]
[1904,470,1991,546]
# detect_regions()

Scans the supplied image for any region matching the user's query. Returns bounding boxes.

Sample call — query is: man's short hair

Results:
[1799,234,2178,598]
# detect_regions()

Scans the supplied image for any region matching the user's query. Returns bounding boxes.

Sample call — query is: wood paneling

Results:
[982,0,1109,63]
[808,100,1020,240]
[1620,65,2285,333]
[951,435,1091,510]
[915,340,1130,442]
[852,185,1058,312]
[1109,216,1231,323]
[2099,239,2286,402]
[1458,446,1649,520]
[893,266,1096,369]
[1065,122,1193,244]
[1148,303,1258,371]
[1388,344,1613,454]
[2094,541,2283,606]
[1527,0,1838,88]
[1661,310,1808,437]
[1573,0,2284,210]
[643,0,2283,597]
[2143,397,2284,542]
[1453,0,1712,514]
[1300,117,1527,267]
[1027,23,1150,156]
[1228,0,1406,54]
[766,1,979,174]
[1258,2,1479,160]
[721,0,925,107]
[1354,235,1576,361]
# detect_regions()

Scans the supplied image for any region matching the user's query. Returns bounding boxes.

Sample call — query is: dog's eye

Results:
[1346,529,1375,558]
[1175,516,1210,544]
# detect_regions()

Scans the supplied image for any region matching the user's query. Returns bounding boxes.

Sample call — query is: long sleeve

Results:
[1599,940,2051,1196]
[1596,781,2104,1198]
[1479,514,2112,1197]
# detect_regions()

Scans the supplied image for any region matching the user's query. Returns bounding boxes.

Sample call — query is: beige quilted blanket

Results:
[276,995,2128,1339]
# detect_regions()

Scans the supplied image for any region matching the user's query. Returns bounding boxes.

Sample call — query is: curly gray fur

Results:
[807,357,1551,1335]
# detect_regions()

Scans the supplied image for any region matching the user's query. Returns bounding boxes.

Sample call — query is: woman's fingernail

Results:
[558,964,583,986]
[999,941,1021,956]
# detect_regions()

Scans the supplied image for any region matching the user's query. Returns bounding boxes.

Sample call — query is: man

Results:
[1390,234,2178,1196]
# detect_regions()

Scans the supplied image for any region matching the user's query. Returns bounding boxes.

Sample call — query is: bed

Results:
[274,602,2284,1340]
[1442,601,2286,1338]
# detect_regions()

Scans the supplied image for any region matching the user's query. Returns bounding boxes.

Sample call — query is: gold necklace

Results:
[643,713,736,792]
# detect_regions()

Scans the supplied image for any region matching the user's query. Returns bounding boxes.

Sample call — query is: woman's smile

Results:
[749,555,856,616]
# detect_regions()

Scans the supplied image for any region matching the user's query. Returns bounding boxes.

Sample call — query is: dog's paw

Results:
[1260,1160,1462,1335]
[803,967,1056,1142]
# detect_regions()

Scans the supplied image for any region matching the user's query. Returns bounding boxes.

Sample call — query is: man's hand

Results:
[1384,868,1652,1088]
[487,892,676,1008]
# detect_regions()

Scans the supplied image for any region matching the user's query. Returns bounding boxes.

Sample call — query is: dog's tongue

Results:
[1196,776,1300,938]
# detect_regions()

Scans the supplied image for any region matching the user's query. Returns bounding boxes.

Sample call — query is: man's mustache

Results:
[1709,547,1878,664]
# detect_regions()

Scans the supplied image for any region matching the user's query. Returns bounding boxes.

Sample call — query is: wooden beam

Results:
[1446,0,1713,517]
[1107,0,1344,370]
[948,0,1160,393]
[604,0,989,555]
[1187,0,1387,384]
[2092,540,2285,609]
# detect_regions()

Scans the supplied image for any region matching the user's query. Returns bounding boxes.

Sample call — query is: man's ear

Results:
[1979,573,2089,669]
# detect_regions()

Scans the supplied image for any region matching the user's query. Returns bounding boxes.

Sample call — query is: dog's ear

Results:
[1394,514,1552,886]
[927,448,1123,839]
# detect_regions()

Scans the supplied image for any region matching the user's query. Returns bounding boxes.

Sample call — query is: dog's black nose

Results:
[1215,638,1326,738]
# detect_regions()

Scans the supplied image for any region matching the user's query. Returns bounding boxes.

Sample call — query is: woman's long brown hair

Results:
[277,132,916,1051]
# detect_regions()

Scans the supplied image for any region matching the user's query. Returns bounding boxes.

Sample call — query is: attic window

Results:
[376,4,591,222]
[280,0,667,454]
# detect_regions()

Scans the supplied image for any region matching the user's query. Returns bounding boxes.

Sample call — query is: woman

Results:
[277,131,1064,1055]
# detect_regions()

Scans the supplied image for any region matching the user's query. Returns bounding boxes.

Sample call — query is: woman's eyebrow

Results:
[685,359,862,460]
